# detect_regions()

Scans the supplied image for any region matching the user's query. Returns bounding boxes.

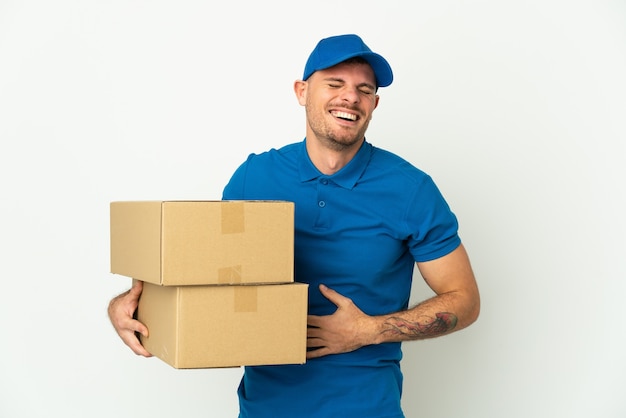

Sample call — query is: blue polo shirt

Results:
[222,139,460,418]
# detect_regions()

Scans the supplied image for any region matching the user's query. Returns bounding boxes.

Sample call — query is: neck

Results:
[305,136,363,175]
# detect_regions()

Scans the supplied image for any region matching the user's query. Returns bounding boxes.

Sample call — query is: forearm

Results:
[370,290,479,344]
[306,256,480,359]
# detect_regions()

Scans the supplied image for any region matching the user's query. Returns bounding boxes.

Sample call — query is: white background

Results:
[1,1,625,417]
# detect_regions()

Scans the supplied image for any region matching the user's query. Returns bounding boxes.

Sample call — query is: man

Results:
[109,34,480,417]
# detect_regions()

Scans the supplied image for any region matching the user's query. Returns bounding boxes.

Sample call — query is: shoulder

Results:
[248,141,300,160]
[237,141,302,170]
[222,141,302,200]
[364,143,450,215]
[367,144,432,186]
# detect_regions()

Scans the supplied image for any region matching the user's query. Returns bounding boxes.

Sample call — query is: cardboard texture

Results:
[110,200,294,286]
[138,282,309,369]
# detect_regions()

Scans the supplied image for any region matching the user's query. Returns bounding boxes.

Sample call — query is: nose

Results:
[339,86,360,104]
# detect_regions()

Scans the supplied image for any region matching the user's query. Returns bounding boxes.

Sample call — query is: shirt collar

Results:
[298,138,372,190]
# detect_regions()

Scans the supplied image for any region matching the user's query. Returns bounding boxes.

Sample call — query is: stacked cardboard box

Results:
[110,200,308,369]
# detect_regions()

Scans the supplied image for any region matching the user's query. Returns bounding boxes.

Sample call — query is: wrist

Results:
[363,315,386,346]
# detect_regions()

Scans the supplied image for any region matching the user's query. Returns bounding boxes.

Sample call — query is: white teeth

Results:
[332,111,357,121]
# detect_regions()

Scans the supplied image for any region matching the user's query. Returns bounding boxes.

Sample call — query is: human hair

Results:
[342,56,369,65]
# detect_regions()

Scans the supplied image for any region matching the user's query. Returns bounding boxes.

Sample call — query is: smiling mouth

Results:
[331,110,358,121]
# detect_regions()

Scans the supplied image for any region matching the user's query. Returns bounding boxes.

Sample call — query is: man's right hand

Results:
[108,280,152,357]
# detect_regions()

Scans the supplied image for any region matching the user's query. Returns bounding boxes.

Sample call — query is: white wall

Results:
[1,1,624,417]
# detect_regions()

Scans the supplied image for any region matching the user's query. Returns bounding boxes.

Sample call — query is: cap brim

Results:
[303,52,393,88]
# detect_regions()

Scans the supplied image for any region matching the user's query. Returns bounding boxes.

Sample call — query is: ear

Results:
[293,80,307,106]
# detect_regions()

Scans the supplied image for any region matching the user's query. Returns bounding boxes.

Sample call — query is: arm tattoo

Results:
[383,312,458,339]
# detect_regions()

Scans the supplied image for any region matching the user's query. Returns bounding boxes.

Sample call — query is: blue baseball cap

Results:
[302,34,393,88]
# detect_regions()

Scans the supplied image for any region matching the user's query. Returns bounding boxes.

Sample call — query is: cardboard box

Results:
[110,200,294,286]
[138,281,309,369]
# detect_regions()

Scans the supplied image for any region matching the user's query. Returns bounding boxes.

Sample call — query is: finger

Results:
[306,337,325,347]
[132,319,149,338]
[307,315,323,327]
[122,331,152,357]
[307,327,322,339]
[306,347,331,360]
[318,284,348,307]
[119,319,151,356]
[128,280,144,300]
[115,315,148,338]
